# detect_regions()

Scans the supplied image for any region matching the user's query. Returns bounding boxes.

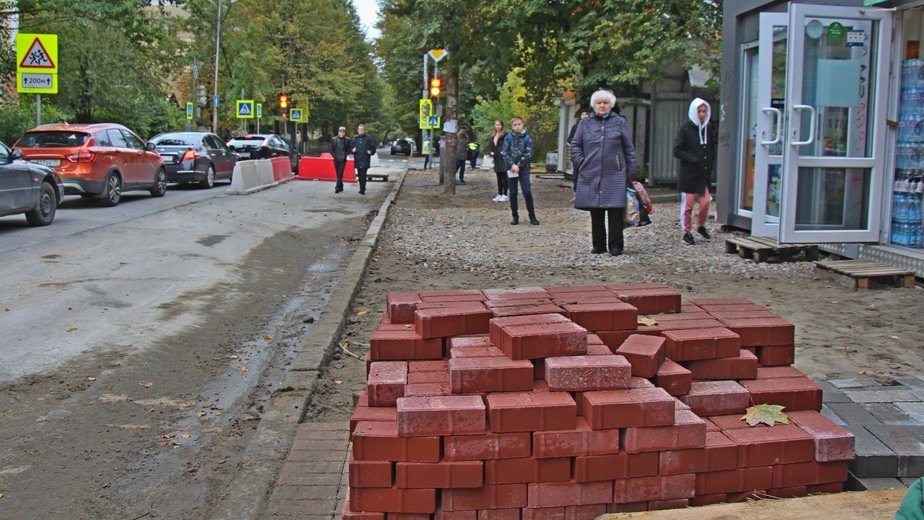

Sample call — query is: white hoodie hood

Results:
[688,97,711,145]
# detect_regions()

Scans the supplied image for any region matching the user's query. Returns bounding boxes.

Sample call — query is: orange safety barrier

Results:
[270,157,291,182]
[297,153,356,182]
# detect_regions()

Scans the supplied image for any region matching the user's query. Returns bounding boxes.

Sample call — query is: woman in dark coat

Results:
[488,120,508,202]
[673,97,716,245]
[570,89,638,256]
[350,123,376,195]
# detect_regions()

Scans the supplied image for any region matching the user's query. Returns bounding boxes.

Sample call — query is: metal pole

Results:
[211,0,222,133]
[423,53,428,168]
[35,94,41,127]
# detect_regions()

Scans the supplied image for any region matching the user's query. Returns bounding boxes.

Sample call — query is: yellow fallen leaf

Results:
[87,377,96,382]
[741,404,789,427]
[637,317,658,327]
[197,411,206,417]
[356,309,370,316]
[334,380,343,385]
[241,366,249,373]
[0,492,5,499]
[263,335,272,340]
[66,327,78,332]
[138,381,153,388]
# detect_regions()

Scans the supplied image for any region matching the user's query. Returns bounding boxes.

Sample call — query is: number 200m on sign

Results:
[21,74,52,88]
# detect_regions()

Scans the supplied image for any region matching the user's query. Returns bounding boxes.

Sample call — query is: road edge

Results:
[207,170,408,520]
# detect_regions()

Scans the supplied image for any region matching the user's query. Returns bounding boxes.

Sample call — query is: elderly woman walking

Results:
[569,89,638,256]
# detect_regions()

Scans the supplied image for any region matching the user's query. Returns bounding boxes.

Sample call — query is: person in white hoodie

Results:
[673,97,716,245]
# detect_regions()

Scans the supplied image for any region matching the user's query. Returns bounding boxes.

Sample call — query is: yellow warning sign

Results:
[428,49,447,63]
[17,34,58,74]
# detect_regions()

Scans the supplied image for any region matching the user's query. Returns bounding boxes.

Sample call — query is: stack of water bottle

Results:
[892,59,924,247]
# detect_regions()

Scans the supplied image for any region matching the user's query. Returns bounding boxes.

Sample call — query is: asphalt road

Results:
[0,166,396,519]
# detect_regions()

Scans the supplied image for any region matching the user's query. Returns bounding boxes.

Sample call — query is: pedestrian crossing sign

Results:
[289,108,305,122]
[236,100,255,119]
[419,98,434,129]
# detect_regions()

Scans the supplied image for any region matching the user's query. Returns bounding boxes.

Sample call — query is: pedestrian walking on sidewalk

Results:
[501,117,539,226]
[673,97,716,245]
[351,124,376,195]
[570,89,638,256]
[468,141,480,170]
[421,138,432,170]
[331,126,351,193]
[455,127,469,184]
[488,120,508,203]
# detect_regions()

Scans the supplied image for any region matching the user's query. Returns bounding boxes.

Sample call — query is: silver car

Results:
[0,140,63,226]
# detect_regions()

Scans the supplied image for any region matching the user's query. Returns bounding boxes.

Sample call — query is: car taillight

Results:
[66,151,95,162]
[182,149,200,161]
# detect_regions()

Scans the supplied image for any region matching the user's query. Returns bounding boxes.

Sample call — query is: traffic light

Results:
[429,76,441,98]
[278,93,289,111]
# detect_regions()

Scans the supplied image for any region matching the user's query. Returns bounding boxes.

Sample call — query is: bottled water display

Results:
[893,60,924,248]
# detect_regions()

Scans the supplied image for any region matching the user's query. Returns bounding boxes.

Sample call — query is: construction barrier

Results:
[297,153,356,183]
[270,156,292,182]
[228,159,292,194]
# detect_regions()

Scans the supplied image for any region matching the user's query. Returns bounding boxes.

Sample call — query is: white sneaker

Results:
[500,195,509,202]
[492,194,501,202]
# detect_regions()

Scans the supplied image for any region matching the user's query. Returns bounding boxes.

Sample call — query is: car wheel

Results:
[25,182,57,226]
[150,168,167,197]
[200,164,215,189]
[98,173,122,207]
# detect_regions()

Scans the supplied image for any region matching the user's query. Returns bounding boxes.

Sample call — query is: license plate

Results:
[31,159,60,167]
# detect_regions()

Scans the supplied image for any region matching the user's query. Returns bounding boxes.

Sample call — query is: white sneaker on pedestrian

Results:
[500,195,509,202]
[492,194,501,202]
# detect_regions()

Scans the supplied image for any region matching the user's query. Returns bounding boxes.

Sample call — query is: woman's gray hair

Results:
[590,89,617,107]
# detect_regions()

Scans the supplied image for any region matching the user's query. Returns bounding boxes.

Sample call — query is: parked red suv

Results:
[14,123,167,206]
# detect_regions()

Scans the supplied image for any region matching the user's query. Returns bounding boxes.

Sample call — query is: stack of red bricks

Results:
[344,283,855,519]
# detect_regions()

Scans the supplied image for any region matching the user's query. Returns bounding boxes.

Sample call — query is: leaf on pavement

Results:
[241,366,249,373]
[66,327,78,332]
[742,404,789,427]
[197,411,206,417]
[138,381,153,388]
[356,309,370,316]
[334,379,343,385]
[637,317,658,326]
[263,335,272,340]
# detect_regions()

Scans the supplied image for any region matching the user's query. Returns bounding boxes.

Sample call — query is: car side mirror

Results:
[228,145,236,151]
[145,142,156,151]
[10,149,23,162]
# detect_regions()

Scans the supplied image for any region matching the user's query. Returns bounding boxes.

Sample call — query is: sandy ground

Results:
[305,168,924,422]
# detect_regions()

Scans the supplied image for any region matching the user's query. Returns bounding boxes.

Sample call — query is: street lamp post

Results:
[211,0,222,133]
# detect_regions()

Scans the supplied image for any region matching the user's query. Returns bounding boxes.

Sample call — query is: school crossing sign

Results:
[16,34,58,94]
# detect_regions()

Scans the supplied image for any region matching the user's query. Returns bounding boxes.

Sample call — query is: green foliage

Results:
[0,98,72,144]
[470,68,556,157]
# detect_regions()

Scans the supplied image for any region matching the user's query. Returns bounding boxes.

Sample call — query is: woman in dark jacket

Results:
[570,89,638,256]
[673,97,716,245]
[488,120,508,202]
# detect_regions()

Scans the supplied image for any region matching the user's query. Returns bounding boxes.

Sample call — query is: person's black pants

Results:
[495,171,508,195]
[456,160,466,181]
[356,167,368,193]
[334,159,347,191]
[590,207,625,253]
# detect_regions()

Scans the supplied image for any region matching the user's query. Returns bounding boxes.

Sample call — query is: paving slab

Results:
[895,401,924,424]
[845,426,899,478]
[827,402,884,426]
[818,380,852,403]
[865,425,924,478]
[843,389,921,403]
[863,403,921,426]
[829,378,883,389]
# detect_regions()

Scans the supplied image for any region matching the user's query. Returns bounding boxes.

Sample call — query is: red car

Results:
[14,123,167,206]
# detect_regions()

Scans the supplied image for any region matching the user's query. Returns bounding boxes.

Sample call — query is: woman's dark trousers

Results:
[590,207,625,253]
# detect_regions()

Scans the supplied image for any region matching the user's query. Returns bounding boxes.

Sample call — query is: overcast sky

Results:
[353,0,380,41]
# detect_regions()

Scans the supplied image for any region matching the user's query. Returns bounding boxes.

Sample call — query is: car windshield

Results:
[229,139,263,148]
[153,136,197,146]
[17,131,91,148]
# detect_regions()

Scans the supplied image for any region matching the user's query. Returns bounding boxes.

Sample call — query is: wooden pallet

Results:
[815,259,917,290]
[724,236,819,263]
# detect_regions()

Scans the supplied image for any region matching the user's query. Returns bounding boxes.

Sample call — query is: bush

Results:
[0,97,73,144]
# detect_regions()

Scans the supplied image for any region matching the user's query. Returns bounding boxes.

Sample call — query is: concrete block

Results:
[895,401,924,424]
[817,381,852,403]
[865,425,924,478]
[821,405,847,426]
[843,426,898,478]
[829,378,882,389]
[845,472,905,491]
[862,403,920,426]
[844,389,920,403]
[825,402,882,426]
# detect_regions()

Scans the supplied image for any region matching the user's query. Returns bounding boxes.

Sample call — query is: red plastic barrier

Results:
[297,153,356,182]
[270,157,291,182]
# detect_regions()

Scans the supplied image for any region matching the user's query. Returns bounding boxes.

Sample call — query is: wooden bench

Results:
[724,236,819,263]
[815,259,917,290]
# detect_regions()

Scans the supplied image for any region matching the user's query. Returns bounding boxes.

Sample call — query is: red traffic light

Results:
[429,77,441,97]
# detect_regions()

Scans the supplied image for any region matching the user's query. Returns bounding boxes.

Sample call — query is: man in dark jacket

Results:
[351,124,376,195]
[673,98,716,245]
[331,126,351,193]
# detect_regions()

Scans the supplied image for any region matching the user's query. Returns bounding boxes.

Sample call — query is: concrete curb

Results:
[207,170,408,520]
[226,175,298,195]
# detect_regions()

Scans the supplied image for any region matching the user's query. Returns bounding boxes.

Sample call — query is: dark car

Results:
[0,140,63,226]
[390,139,412,155]
[226,134,300,173]
[13,123,166,207]
[149,131,237,188]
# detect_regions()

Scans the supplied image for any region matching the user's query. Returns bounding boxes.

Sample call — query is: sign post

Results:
[16,34,58,125]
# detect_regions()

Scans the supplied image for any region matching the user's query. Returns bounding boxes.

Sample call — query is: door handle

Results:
[760,107,782,146]
[791,104,816,146]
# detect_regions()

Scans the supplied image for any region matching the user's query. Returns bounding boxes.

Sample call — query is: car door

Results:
[206,134,234,178]
[0,142,34,213]
[120,129,157,187]
[105,129,133,185]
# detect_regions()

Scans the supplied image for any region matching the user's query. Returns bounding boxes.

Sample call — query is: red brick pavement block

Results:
[449,346,507,359]
[352,421,440,462]
[659,448,707,476]
[434,511,476,520]
[756,344,796,366]
[585,343,613,356]
[475,509,521,520]
[387,292,422,324]
[635,318,728,337]
[771,461,849,488]
[689,494,727,507]
[684,349,758,381]
[348,488,437,514]
[687,297,756,306]
[448,335,492,349]
[484,457,571,484]
[613,473,695,504]
[546,284,614,295]
[580,387,674,429]
[533,417,619,458]
[448,357,535,394]
[395,461,484,489]
[768,485,809,498]
[415,306,492,339]
[350,458,394,488]
[490,303,567,319]
[443,432,532,461]
[521,504,607,520]
[343,499,385,520]
[418,289,486,301]
[489,314,571,346]
[527,481,613,507]
[644,311,713,323]
[606,502,648,513]
[708,414,750,431]
[441,484,528,511]
[622,409,707,453]
[680,380,750,417]
[561,302,637,332]
[723,423,815,467]
[740,377,823,411]
[787,410,856,461]
[654,359,692,397]
[573,452,659,482]
[616,334,666,378]
[368,362,408,407]
[484,287,550,300]
[648,499,689,511]
[595,330,635,351]
[407,371,449,384]
[404,382,451,398]
[543,354,632,391]
[494,322,589,361]
[718,317,795,347]
[707,309,780,320]
[695,466,773,495]
[610,288,682,315]
[409,360,448,373]
[705,431,739,471]
[756,366,806,379]
[351,403,398,433]
[662,327,741,362]
[396,395,486,437]
[629,377,655,389]
[370,328,444,361]
[484,297,556,308]
[487,391,577,433]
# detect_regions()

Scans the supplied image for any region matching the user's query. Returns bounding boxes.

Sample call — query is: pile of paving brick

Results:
[343,283,855,519]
